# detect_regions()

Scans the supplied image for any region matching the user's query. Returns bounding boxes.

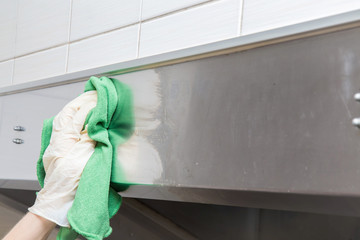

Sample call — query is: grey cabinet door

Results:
[0,82,85,180]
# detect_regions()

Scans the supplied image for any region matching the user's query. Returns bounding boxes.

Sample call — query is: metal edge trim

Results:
[0,179,40,190]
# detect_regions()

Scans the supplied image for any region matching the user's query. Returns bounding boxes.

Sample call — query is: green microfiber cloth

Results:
[36,76,134,240]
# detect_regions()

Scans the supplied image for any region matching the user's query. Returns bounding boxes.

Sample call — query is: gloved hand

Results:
[29,90,98,227]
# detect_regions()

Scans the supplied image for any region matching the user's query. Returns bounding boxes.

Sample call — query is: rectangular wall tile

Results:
[13,46,67,84]
[242,0,360,35]
[15,0,71,56]
[0,1,17,61]
[70,0,141,41]
[0,60,14,87]
[139,0,241,58]
[141,0,211,20]
[68,25,139,73]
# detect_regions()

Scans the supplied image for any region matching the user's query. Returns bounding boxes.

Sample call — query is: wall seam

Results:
[58,22,140,44]
[239,0,245,36]
[11,0,20,85]
[10,59,15,86]
[0,58,14,64]
[65,0,74,73]
[13,43,69,59]
[137,0,144,58]
[141,0,220,23]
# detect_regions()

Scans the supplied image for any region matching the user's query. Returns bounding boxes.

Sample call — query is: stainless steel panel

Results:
[2,27,360,217]
[119,27,360,195]
[141,198,360,240]
[121,185,360,217]
[3,188,360,240]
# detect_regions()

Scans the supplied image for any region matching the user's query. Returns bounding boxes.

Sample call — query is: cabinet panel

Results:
[0,82,85,180]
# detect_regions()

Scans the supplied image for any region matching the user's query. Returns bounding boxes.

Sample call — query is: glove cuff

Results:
[28,194,73,227]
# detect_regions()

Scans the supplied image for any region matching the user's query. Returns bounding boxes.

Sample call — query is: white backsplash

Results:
[0,0,360,85]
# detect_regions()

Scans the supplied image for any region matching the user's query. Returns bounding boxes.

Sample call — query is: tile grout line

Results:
[141,0,219,23]
[65,0,74,73]
[238,0,245,36]
[70,22,140,43]
[11,0,20,85]
[11,43,70,60]
[136,0,144,58]
[10,59,15,85]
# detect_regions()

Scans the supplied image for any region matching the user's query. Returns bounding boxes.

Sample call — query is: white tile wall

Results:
[139,0,241,58]
[15,0,71,56]
[0,1,17,62]
[141,0,211,20]
[67,25,139,73]
[13,46,67,84]
[242,0,360,35]
[1,0,360,87]
[0,60,14,87]
[70,0,142,41]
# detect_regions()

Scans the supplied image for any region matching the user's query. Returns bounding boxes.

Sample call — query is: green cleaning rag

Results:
[36,76,134,239]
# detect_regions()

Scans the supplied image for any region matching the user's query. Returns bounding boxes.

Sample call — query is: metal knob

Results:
[352,118,360,127]
[12,138,24,144]
[13,126,25,131]
[354,93,360,102]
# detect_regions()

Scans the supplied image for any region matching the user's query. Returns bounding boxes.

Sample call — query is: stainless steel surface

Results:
[122,199,197,240]
[1,10,360,96]
[0,189,194,240]
[13,126,25,131]
[140,198,360,240]
[2,25,360,217]
[121,185,360,217]
[12,138,24,144]
[117,26,360,216]
[118,26,360,195]
[0,179,40,190]
[2,188,360,240]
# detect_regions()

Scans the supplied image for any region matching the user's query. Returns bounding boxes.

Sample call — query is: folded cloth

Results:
[35,76,134,240]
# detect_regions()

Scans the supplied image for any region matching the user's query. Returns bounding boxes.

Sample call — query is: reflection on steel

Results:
[113,71,163,185]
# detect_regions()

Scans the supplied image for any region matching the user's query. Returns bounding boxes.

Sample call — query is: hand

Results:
[28,91,97,227]
[3,212,56,240]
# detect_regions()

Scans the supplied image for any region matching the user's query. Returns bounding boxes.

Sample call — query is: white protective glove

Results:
[29,90,98,227]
